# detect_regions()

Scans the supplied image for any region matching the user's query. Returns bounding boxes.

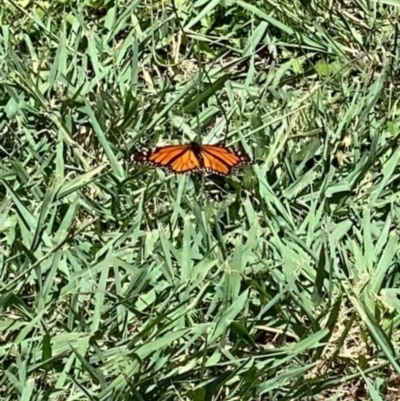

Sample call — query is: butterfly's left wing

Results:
[132,145,201,174]
[199,144,253,176]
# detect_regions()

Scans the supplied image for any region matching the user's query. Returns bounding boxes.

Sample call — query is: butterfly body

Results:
[132,141,252,176]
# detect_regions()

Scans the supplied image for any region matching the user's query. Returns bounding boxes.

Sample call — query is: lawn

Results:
[1,0,400,400]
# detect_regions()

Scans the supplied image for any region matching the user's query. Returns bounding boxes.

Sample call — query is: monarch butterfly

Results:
[132,142,252,176]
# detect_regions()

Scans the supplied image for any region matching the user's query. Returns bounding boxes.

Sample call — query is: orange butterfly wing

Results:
[132,143,252,175]
[199,144,252,176]
[132,145,201,174]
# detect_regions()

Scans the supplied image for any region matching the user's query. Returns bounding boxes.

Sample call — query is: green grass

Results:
[2,0,400,400]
